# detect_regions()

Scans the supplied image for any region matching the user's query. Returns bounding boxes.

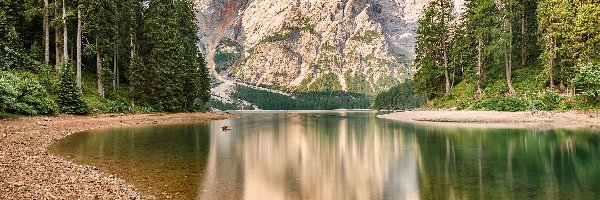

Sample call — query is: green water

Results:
[49,111,600,199]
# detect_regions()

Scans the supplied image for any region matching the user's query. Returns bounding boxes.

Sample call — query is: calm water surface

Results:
[49,111,600,199]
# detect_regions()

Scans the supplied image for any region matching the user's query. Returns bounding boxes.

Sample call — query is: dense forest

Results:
[0,0,210,117]
[412,0,600,111]
[373,79,426,110]
[221,85,372,110]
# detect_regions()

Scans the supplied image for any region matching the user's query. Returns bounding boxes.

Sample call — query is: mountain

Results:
[195,0,463,95]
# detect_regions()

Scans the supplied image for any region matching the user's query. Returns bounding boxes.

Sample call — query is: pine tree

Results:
[413,0,455,98]
[57,62,88,114]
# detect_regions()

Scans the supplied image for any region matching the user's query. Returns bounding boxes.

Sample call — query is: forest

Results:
[231,85,372,110]
[0,0,210,117]
[373,79,426,110]
[412,0,600,111]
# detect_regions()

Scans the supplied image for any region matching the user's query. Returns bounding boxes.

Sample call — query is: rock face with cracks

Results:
[196,0,463,95]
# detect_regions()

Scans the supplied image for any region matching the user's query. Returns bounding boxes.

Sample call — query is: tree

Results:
[61,0,67,61]
[57,62,88,114]
[132,0,209,112]
[43,0,49,64]
[498,0,517,95]
[54,0,61,69]
[76,0,82,91]
[413,0,455,98]
[84,0,117,98]
[538,0,560,89]
[464,0,502,97]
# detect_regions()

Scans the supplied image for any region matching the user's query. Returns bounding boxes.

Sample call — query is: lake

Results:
[49,111,600,199]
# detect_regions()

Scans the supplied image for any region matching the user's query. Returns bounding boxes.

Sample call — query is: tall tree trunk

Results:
[443,43,450,95]
[97,39,104,98]
[55,1,61,70]
[43,0,49,64]
[520,7,526,66]
[477,38,483,97]
[505,3,516,96]
[549,37,555,89]
[62,0,68,61]
[505,48,516,95]
[113,50,117,91]
[76,5,82,92]
[129,32,135,108]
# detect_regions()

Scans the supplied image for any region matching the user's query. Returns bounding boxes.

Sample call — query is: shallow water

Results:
[50,111,600,199]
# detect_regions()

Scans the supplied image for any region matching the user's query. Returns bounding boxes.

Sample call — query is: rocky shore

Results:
[0,112,236,199]
[379,110,600,129]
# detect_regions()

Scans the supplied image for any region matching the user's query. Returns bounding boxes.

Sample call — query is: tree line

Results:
[0,0,210,115]
[413,0,600,104]
[232,86,372,110]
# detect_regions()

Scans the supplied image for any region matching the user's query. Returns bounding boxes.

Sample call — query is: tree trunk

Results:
[505,48,516,95]
[443,44,450,95]
[43,0,49,64]
[62,0,68,61]
[113,50,117,91]
[520,7,526,66]
[129,32,135,108]
[476,38,484,97]
[97,39,104,98]
[55,1,61,70]
[549,37,555,89]
[76,5,82,92]
[506,3,516,96]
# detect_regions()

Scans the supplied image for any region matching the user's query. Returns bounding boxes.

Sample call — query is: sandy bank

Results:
[0,112,236,199]
[378,110,600,129]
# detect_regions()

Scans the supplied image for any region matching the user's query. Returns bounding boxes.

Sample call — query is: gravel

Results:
[0,112,236,199]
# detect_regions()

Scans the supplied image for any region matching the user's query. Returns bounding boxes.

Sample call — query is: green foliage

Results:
[0,9,34,71]
[457,91,566,112]
[57,63,88,114]
[102,99,128,113]
[573,63,600,101]
[413,0,454,98]
[207,99,241,111]
[0,71,56,116]
[460,97,530,112]
[344,72,373,95]
[310,73,342,92]
[132,0,209,112]
[232,85,372,110]
[214,38,242,73]
[262,30,297,43]
[373,79,426,110]
[537,90,564,110]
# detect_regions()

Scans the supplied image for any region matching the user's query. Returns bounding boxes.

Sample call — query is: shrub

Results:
[0,71,56,115]
[573,63,600,102]
[467,97,529,112]
[103,99,129,114]
[57,63,88,114]
[538,91,563,110]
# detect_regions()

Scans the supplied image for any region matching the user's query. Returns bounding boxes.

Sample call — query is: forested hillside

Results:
[412,0,600,111]
[0,0,210,117]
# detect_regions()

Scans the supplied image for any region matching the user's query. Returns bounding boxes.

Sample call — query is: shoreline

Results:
[378,110,600,130]
[0,112,237,199]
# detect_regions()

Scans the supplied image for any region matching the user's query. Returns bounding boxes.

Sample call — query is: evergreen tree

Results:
[413,0,455,98]
[135,0,207,112]
[57,62,88,114]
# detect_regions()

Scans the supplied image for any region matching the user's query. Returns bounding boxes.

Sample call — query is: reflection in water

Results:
[200,112,420,200]
[50,111,600,200]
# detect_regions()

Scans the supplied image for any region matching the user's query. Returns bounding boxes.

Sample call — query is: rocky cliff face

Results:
[196,0,461,95]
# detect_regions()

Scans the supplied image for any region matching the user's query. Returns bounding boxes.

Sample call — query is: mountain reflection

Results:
[199,112,600,200]
[199,112,420,200]
[50,112,600,200]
